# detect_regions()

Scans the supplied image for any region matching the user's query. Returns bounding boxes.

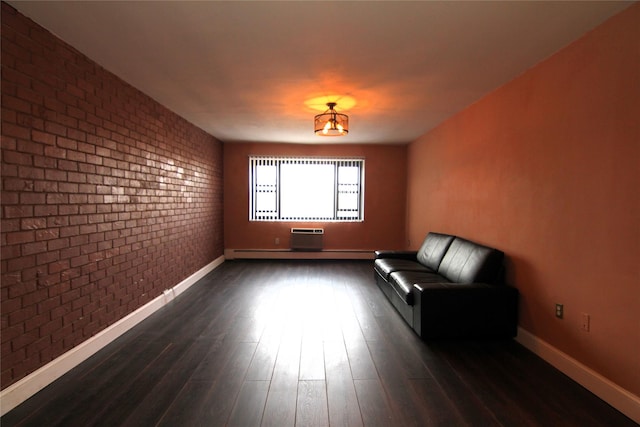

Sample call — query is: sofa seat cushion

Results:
[374,258,433,281]
[388,270,449,305]
[437,237,504,284]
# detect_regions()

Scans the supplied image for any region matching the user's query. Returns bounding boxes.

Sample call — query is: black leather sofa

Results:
[374,232,518,339]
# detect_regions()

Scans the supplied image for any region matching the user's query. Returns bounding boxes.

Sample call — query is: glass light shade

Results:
[314,103,349,136]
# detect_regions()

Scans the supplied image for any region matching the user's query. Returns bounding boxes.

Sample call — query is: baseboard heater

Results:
[290,228,324,251]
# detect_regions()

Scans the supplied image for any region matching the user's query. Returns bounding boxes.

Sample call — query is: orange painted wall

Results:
[406,5,639,395]
[224,143,407,251]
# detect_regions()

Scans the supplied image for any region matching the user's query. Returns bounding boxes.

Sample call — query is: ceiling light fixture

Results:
[314,102,349,136]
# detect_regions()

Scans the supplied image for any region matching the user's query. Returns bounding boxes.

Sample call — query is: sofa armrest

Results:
[374,250,418,260]
[412,282,518,339]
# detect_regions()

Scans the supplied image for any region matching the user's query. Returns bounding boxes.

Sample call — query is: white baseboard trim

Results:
[516,327,640,424]
[224,248,374,260]
[0,255,225,417]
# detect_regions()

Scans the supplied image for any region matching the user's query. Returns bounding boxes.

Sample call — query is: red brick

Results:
[44,169,67,181]
[79,183,99,193]
[24,313,49,334]
[67,105,85,120]
[20,218,46,230]
[59,182,79,193]
[12,58,39,81]
[60,246,80,260]
[1,133,17,151]
[44,121,67,137]
[58,205,79,216]
[67,217,86,228]
[58,226,79,238]
[22,241,48,256]
[33,205,57,217]
[43,146,67,159]
[46,193,68,204]
[35,228,60,241]
[70,255,89,267]
[69,196,90,206]
[17,86,43,105]
[6,230,34,245]
[16,140,44,155]
[69,235,88,247]
[1,324,24,345]
[81,261,98,277]
[43,98,65,114]
[67,150,86,162]
[2,63,30,88]
[64,83,85,100]
[3,178,33,191]
[6,281,36,300]
[2,94,31,114]
[47,216,69,227]
[47,281,70,299]
[31,80,57,100]
[18,166,45,180]
[25,336,51,359]
[67,128,87,143]
[8,305,37,327]
[17,113,43,132]
[56,137,77,150]
[2,150,32,165]
[56,90,78,107]
[57,159,78,171]
[50,323,73,343]
[39,318,63,339]
[67,172,86,183]
[62,309,82,326]
[48,260,70,274]
[2,219,21,233]
[32,130,56,146]
[85,154,103,165]
[78,163,96,175]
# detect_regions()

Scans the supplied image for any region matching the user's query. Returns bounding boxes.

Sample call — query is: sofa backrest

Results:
[437,237,504,284]
[416,232,455,271]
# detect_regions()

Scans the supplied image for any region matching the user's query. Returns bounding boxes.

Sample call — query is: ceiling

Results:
[8,1,631,145]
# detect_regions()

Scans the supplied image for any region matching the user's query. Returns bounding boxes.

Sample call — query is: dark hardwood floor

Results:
[2,260,635,426]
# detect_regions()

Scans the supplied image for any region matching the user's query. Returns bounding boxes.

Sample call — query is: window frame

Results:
[249,156,365,222]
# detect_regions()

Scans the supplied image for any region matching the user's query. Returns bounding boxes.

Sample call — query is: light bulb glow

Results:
[314,102,349,136]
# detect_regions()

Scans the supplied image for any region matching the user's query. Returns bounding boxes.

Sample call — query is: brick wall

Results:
[1,3,224,389]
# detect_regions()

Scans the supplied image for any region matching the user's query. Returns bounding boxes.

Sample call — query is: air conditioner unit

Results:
[290,228,324,251]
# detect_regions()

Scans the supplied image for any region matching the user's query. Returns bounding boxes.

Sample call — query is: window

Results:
[249,156,364,221]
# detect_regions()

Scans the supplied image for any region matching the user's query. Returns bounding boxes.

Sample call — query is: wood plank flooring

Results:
[2,260,636,426]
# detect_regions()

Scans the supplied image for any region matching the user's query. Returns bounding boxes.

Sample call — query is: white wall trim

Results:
[224,248,374,260]
[0,255,225,417]
[516,327,640,424]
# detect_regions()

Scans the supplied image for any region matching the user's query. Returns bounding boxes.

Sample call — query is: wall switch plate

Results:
[555,304,564,318]
[581,313,590,332]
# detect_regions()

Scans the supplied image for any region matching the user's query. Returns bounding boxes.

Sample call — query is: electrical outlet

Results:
[275,237,280,245]
[581,313,590,332]
[555,304,564,319]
